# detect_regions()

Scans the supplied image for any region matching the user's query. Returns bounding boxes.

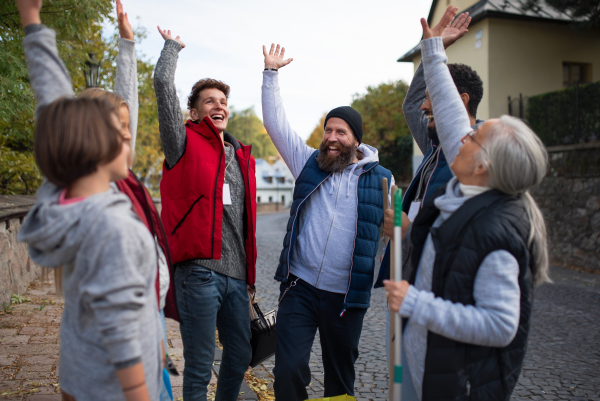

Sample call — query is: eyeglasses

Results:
[460,130,487,153]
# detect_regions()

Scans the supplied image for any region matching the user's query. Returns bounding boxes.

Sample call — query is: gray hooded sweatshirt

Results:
[262,71,394,293]
[18,182,162,401]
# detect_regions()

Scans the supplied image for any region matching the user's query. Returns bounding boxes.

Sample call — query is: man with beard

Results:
[261,44,394,400]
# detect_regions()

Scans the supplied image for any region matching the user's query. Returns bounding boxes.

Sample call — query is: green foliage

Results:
[227,107,278,161]
[527,81,600,146]
[0,144,42,195]
[523,0,600,29]
[351,81,413,182]
[10,294,30,304]
[306,113,327,149]
[0,1,113,194]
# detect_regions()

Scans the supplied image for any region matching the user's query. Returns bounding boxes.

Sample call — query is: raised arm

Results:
[17,0,73,119]
[420,7,472,165]
[402,12,471,154]
[261,44,315,179]
[154,27,186,168]
[114,0,139,152]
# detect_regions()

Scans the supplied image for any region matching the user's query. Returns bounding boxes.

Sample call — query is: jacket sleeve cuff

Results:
[399,285,419,318]
[163,39,182,53]
[24,24,46,36]
[421,37,445,60]
[118,37,136,52]
[106,338,143,365]
[262,70,279,88]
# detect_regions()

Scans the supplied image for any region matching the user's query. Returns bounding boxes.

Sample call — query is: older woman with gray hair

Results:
[384,6,550,401]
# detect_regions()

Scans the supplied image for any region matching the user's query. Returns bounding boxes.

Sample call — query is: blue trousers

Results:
[273,277,367,401]
[175,264,251,401]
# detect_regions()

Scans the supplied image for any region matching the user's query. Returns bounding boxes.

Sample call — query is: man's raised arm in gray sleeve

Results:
[402,62,431,155]
[23,25,74,119]
[154,37,186,169]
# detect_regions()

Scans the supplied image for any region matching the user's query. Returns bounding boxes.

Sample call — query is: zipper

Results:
[203,120,224,259]
[315,172,344,287]
[285,167,332,281]
[341,163,379,316]
[171,195,204,236]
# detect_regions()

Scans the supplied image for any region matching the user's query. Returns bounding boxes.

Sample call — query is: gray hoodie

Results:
[18,182,162,401]
[262,71,394,293]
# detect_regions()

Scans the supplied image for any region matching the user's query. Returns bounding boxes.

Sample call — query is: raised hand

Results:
[263,44,293,70]
[421,5,458,40]
[441,12,471,48]
[116,0,134,41]
[15,0,42,28]
[157,26,186,49]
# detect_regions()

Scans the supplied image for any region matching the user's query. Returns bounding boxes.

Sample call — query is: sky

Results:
[105,0,432,139]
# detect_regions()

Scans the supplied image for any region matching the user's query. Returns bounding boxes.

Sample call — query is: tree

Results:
[227,106,278,161]
[523,0,600,28]
[351,81,413,183]
[1,0,113,194]
[306,113,327,149]
[0,2,166,196]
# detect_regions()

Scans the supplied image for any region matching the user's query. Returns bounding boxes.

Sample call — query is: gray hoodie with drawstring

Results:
[18,182,162,401]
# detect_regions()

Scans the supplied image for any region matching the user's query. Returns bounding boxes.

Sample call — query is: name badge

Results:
[407,201,421,222]
[223,183,232,205]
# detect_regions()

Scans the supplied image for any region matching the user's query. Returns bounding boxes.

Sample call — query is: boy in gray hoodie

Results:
[15,1,162,400]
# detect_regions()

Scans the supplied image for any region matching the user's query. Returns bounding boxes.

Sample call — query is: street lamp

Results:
[84,52,101,88]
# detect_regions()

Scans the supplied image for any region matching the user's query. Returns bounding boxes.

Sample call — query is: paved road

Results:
[251,212,600,401]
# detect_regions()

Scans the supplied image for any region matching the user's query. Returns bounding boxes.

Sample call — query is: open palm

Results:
[263,44,293,70]
[157,26,185,48]
[441,12,472,48]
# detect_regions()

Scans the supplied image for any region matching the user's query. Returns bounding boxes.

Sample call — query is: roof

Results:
[398,0,582,62]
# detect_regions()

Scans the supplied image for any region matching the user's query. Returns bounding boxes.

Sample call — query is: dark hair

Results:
[34,97,123,188]
[187,78,230,110]
[448,63,483,118]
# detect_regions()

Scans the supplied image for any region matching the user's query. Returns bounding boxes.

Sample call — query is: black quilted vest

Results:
[405,186,534,401]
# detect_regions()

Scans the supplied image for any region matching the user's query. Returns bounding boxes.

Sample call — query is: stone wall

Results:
[0,196,41,305]
[530,142,600,271]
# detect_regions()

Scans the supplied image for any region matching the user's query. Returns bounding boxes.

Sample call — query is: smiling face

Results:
[322,117,358,157]
[190,88,229,133]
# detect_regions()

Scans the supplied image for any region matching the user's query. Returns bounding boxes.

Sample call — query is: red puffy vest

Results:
[115,171,179,321]
[160,117,257,287]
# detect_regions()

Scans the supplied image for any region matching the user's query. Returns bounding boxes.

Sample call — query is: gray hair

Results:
[480,115,550,286]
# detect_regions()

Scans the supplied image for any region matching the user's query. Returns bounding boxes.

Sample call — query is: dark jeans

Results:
[175,264,251,401]
[273,277,367,401]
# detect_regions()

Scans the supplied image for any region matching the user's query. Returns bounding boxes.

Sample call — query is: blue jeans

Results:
[175,264,252,401]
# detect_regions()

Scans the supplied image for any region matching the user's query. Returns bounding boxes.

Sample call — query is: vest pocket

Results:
[171,195,204,236]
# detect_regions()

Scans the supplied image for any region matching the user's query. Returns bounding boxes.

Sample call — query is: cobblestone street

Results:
[250,212,600,401]
[1,212,599,400]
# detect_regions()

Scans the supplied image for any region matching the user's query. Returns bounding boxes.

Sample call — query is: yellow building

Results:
[399,0,600,167]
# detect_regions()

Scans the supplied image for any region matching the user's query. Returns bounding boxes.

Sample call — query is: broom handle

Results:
[393,187,403,400]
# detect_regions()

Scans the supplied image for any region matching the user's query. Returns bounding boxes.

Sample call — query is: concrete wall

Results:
[0,216,41,305]
[530,143,600,271]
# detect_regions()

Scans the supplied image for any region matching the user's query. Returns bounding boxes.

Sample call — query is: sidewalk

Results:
[0,275,264,401]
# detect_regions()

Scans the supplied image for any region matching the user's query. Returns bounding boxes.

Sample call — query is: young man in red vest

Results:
[154,28,257,401]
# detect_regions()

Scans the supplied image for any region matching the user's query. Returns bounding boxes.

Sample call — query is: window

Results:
[257,196,261,203]
[563,62,592,87]
[264,177,273,183]
[281,195,285,205]
[277,177,285,183]
[269,196,273,203]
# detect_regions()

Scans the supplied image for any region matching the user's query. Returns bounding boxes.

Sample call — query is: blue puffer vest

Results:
[274,150,392,313]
